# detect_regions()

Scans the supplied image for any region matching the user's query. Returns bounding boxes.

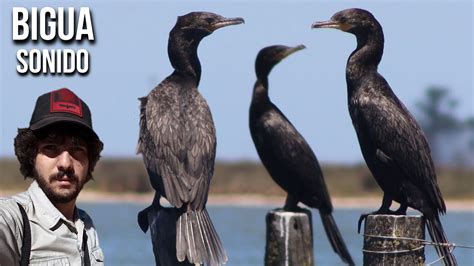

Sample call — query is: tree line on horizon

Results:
[1,86,472,197]
[416,86,474,167]
[1,157,472,199]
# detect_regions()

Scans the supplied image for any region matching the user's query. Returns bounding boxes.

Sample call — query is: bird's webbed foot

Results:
[357,208,399,233]
[357,213,368,234]
[137,193,162,233]
[358,195,394,233]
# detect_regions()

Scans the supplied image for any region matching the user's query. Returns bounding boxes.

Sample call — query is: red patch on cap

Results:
[50,88,83,117]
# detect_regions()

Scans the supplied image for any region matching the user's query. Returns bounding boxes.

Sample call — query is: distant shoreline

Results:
[73,191,474,211]
[1,190,472,211]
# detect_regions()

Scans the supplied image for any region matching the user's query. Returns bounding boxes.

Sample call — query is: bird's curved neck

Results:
[251,78,270,109]
[168,30,202,85]
[346,28,384,90]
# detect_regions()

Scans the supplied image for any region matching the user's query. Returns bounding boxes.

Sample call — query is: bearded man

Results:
[0,88,104,265]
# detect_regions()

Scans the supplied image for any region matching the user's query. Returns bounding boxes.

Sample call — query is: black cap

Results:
[29,88,100,139]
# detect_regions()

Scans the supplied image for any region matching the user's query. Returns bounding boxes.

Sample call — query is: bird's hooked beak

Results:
[209,17,245,31]
[281,44,306,59]
[311,20,350,31]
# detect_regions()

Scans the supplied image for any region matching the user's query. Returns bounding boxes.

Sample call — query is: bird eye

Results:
[205,17,214,24]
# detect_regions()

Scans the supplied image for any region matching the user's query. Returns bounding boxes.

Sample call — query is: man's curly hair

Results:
[14,123,103,179]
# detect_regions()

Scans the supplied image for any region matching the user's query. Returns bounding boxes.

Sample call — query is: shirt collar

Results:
[28,180,80,230]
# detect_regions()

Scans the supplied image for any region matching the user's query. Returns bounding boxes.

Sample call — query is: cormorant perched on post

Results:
[249,45,355,266]
[137,12,244,265]
[312,8,457,265]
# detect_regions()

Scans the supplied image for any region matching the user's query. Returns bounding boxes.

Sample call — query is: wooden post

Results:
[363,214,425,266]
[265,208,314,266]
[147,207,193,266]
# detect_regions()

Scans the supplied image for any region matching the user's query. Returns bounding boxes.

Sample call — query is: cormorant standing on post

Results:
[312,8,457,265]
[249,45,355,266]
[137,12,244,265]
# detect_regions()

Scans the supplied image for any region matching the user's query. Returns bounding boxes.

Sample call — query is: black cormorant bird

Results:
[137,12,244,265]
[312,8,457,265]
[249,45,355,266]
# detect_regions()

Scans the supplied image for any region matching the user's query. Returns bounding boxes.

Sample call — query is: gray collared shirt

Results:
[0,181,104,265]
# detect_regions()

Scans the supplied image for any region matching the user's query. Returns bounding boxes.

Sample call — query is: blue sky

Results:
[1,1,472,164]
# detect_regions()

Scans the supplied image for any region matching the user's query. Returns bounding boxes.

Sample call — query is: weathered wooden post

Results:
[363,214,425,265]
[147,207,193,266]
[265,208,314,266]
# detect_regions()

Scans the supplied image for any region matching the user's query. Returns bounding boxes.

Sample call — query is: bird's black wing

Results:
[181,90,217,210]
[138,79,198,209]
[355,77,445,212]
[138,78,217,210]
[258,106,332,211]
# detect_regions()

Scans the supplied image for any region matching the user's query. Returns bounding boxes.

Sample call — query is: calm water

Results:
[80,202,474,265]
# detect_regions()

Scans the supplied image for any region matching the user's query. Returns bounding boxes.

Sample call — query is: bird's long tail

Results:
[177,208,227,266]
[320,212,355,266]
[426,214,457,266]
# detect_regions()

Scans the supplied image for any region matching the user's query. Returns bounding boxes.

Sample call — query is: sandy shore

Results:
[76,191,474,211]
[1,190,472,211]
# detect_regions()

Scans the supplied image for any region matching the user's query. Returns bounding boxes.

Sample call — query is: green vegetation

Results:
[1,158,472,199]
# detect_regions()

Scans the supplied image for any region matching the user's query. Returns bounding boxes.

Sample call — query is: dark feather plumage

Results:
[312,8,456,265]
[249,45,354,266]
[137,12,243,265]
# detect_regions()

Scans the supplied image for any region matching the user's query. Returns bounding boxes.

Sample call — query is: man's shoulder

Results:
[0,190,32,222]
[0,196,25,265]
[0,196,19,210]
[0,196,24,226]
